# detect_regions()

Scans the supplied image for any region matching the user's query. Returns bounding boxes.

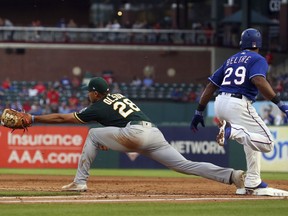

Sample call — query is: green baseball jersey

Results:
[74,93,152,127]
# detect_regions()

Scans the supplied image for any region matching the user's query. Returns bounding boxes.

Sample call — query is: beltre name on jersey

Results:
[225,54,251,66]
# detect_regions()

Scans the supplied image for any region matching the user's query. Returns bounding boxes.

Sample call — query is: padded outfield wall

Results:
[1,101,287,172]
[1,124,287,172]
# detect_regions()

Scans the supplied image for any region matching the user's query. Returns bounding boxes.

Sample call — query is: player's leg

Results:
[141,133,241,186]
[123,124,245,187]
[61,130,100,191]
[215,96,274,152]
[64,124,163,190]
[235,106,269,189]
[62,127,130,191]
[215,95,273,190]
[76,126,136,178]
[243,146,262,188]
[227,122,273,152]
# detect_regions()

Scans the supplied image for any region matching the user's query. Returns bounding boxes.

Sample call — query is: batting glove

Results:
[277,101,288,118]
[190,110,205,132]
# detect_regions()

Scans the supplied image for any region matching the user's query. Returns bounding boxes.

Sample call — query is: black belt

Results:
[130,121,156,128]
[219,92,243,99]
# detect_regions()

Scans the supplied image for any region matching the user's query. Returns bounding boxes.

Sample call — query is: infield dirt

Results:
[0,174,288,200]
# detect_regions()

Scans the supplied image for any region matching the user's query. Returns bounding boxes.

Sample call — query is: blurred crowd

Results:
[0,73,205,115]
[0,15,213,32]
[0,70,288,127]
[0,75,87,115]
[0,16,158,29]
[1,70,288,118]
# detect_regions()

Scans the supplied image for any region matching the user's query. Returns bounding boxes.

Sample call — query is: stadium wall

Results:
[1,44,286,84]
[0,45,212,83]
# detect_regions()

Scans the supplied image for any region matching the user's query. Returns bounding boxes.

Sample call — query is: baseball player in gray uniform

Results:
[32,77,244,192]
[191,28,288,195]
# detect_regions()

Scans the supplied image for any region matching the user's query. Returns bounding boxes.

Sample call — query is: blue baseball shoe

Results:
[246,181,268,190]
[216,120,231,146]
[255,181,268,188]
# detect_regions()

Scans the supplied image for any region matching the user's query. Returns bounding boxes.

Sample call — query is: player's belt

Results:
[130,121,156,128]
[219,92,243,99]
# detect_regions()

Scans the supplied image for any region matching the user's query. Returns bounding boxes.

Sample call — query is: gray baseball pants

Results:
[73,122,234,185]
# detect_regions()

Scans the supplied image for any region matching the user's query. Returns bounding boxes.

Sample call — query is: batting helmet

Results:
[239,28,262,50]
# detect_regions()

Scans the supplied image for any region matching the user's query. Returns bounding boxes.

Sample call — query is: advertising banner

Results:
[119,126,229,168]
[0,126,88,168]
[261,126,288,172]
[0,125,250,170]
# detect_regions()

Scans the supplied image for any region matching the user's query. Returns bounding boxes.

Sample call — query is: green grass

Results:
[0,169,287,216]
[0,200,288,216]
[0,168,288,180]
[0,168,193,178]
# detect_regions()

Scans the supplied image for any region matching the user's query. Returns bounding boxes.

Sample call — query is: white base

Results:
[236,187,288,196]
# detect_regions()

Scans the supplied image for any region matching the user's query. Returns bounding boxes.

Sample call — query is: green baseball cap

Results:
[82,77,109,93]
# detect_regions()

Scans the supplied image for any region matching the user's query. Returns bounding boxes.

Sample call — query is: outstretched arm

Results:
[34,113,81,124]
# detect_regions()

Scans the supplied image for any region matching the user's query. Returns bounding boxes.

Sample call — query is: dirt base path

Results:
[0,175,288,203]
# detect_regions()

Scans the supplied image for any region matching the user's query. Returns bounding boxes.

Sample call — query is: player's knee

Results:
[263,142,274,153]
[88,128,96,137]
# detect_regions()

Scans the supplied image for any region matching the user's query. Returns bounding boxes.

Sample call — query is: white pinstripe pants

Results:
[215,94,274,188]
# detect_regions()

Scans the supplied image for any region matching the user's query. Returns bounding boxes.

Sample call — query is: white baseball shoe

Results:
[231,170,245,188]
[236,181,288,196]
[216,120,231,146]
[61,182,87,192]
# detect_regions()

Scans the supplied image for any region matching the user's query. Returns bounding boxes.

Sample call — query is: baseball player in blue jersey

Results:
[191,28,288,195]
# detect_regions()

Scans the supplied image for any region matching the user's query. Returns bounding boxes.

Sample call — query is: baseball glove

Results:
[1,108,32,132]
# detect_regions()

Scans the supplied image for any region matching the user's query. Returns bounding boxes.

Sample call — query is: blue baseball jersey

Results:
[209,50,268,101]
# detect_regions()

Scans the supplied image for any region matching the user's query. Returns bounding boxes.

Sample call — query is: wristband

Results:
[31,115,35,123]
[277,101,285,107]
[271,95,281,104]
[195,110,203,116]
[197,104,206,111]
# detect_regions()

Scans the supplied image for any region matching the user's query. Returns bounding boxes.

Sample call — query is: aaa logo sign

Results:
[0,126,88,168]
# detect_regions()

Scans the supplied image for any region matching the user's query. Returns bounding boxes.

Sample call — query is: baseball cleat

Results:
[251,188,288,196]
[231,170,245,188]
[235,187,288,196]
[216,120,231,146]
[236,181,268,195]
[236,181,288,197]
[61,182,87,192]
